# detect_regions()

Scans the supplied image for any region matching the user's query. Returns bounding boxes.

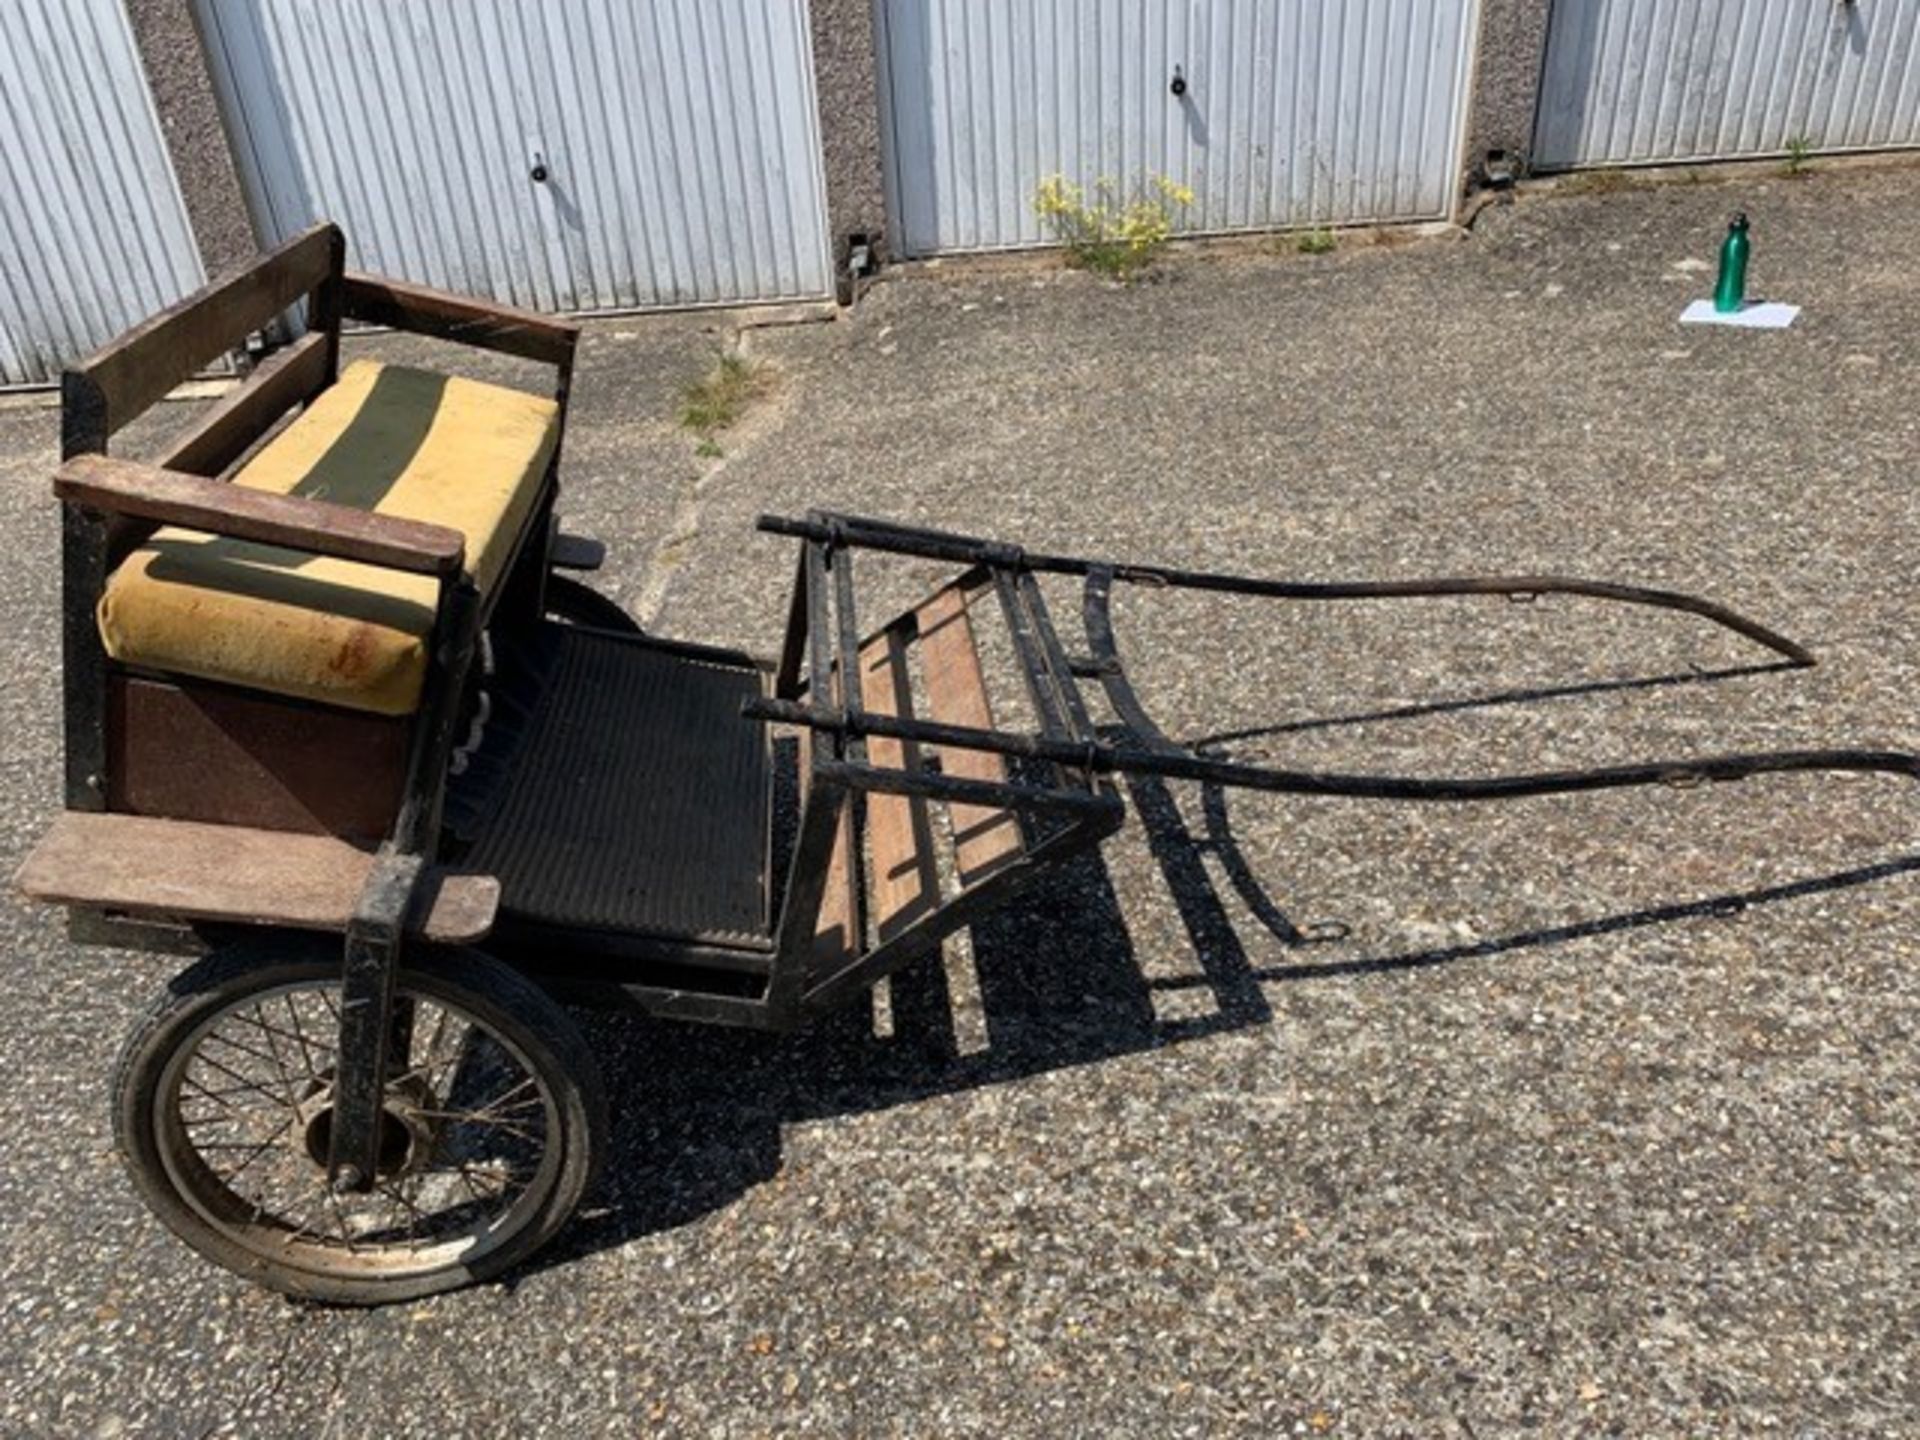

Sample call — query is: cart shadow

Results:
[526,759,1920,1285]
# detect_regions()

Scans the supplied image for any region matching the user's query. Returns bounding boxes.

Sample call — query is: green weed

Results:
[679,354,769,452]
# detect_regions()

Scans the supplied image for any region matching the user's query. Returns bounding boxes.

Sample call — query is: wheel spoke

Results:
[199,1027,289,1074]
[407,1110,544,1144]
[381,1180,429,1244]
[246,1002,306,1102]
[388,1004,456,1092]
[324,1186,365,1253]
[180,1076,244,1114]
[185,1055,294,1111]
[445,1162,532,1196]
[283,992,324,1082]
[209,1115,296,1186]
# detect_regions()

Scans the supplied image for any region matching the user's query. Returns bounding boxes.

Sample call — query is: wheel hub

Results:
[296,1076,440,1181]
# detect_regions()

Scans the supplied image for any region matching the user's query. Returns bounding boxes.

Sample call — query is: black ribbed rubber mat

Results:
[462,627,772,945]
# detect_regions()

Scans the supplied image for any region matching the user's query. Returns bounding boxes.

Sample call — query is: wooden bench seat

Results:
[97,359,560,716]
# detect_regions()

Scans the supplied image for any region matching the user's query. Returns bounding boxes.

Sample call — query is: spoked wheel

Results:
[112,944,606,1305]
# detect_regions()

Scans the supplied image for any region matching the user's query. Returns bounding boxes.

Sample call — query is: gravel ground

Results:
[4,163,1919,1436]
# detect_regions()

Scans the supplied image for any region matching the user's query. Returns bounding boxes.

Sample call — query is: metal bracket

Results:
[328,846,425,1191]
[549,530,606,572]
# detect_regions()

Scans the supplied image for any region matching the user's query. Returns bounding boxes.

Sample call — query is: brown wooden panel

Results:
[157,332,331,477]
[342,272,580,368]
[916,584,1024,885]
[77,223,342,434]
[858,628,940,940]
[13,812,498,943]
[56,454,466,576]
[800,725,860,966]
[109,675,407,841]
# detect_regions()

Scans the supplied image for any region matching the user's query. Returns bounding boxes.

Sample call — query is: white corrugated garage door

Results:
[876,0,1482,257]
[0,0,206,387]
[193,0,834,311]
[1536,0,1920,170]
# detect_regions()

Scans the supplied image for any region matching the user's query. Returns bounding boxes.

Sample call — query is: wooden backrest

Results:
[61,222,345,458]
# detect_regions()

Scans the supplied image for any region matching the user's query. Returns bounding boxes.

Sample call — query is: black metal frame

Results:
[749,511,1917,803]
[551,518,1126,1033]
[563,504,1920,1042]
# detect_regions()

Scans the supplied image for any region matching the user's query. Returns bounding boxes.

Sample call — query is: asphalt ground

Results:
[2,161,1918,1436]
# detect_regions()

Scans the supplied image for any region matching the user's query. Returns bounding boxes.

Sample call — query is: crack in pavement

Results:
[633,331,792,629]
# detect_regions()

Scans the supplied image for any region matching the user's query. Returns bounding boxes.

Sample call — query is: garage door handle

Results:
[1170,65,1187,97]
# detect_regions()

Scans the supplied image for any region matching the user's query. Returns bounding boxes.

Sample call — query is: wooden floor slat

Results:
[916,584,1024,885]
[801,703,860,969]
[859,628,940,940]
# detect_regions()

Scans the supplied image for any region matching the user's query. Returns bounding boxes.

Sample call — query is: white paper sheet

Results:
[1679,299,1800,329]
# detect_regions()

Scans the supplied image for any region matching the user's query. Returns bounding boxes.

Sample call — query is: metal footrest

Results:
[461,626,773,947]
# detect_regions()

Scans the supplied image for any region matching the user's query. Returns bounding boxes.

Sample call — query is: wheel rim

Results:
[154,978,563,1282]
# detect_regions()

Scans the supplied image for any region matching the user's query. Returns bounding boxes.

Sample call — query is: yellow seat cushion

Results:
[99,360,559,715]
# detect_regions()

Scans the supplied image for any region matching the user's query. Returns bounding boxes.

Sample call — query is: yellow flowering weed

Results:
[1034,174,1194,279]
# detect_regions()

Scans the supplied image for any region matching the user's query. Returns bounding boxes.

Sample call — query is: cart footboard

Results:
[761,553,1124,1026]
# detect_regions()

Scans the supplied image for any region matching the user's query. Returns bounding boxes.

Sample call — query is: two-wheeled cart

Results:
[16,226,1916,1302]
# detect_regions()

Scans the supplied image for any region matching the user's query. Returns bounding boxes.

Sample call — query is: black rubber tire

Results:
[111,942,606,1306]
[544,575,643,633]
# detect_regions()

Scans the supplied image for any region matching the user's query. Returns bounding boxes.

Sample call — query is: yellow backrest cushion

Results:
[99,360,559,715]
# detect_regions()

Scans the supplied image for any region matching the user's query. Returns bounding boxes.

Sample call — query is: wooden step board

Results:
[14,812,499,943]
[802,723,860,966]
[914,585,1024,885]
[812,578,1025,966]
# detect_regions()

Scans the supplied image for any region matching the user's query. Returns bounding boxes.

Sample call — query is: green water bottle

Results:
[1713,212,1750,313]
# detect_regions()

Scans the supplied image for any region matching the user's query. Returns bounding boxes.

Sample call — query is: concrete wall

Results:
[123,0,258,276]
[809,0,891,273]
[1465,0,1554,183]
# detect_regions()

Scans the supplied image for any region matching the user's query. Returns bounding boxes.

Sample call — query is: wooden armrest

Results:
[54,454,466,577]
[341,272,579,368]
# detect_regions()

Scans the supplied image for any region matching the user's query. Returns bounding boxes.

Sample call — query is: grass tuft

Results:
[679,354,770,455]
